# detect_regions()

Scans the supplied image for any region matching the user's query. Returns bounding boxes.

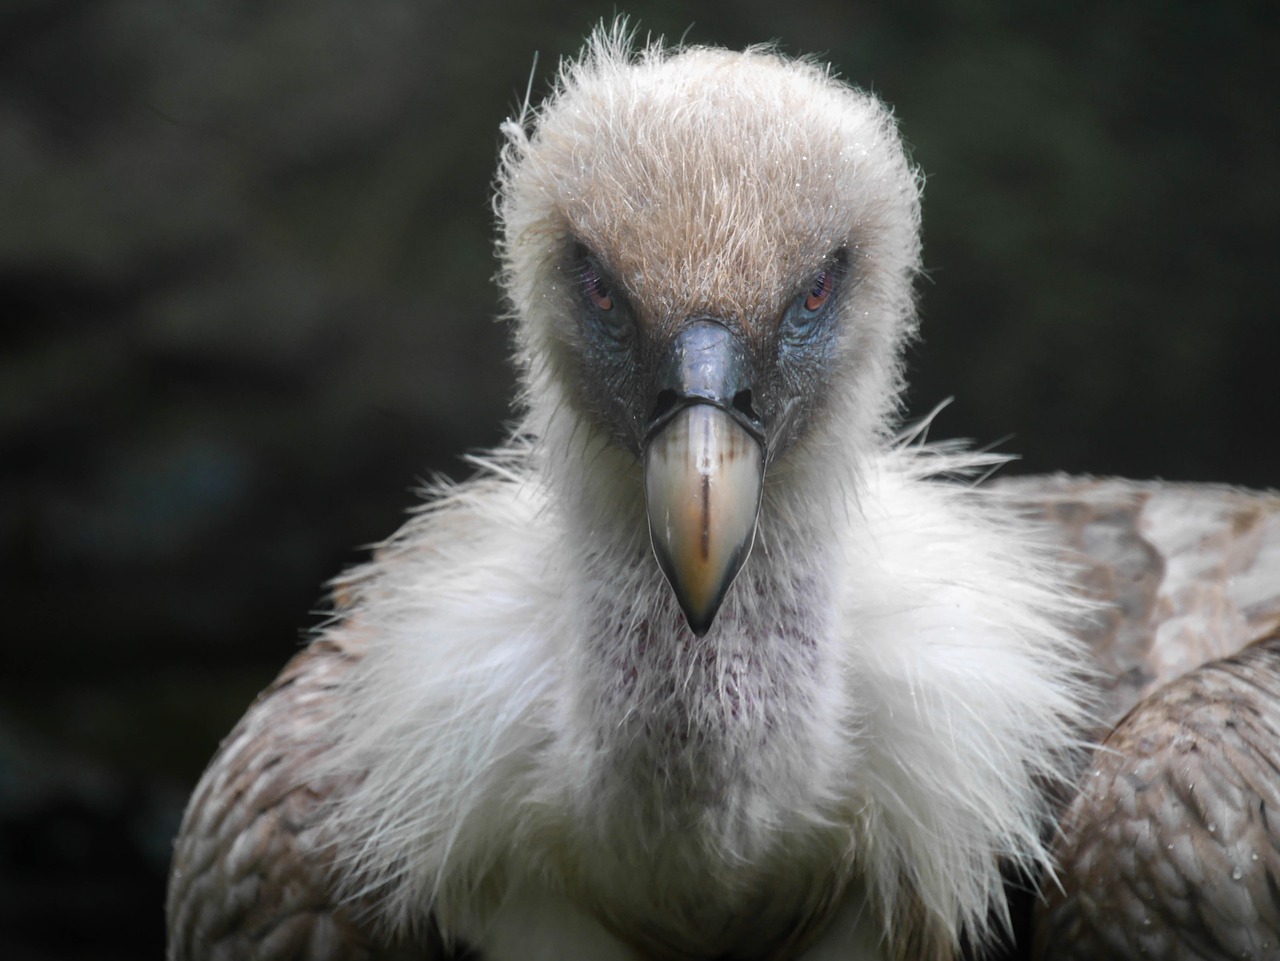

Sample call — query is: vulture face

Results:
[499,39,922,633]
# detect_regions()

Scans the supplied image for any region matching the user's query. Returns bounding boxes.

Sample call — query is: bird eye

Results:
[803,268,834,314]
[781,258,844,342]
[582,263,614,312]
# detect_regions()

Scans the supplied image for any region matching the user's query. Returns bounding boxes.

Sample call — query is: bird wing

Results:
[994,475,1280,728]
[1034,631,1280,960]
[994,476,1280,959]
[165,631,437,961]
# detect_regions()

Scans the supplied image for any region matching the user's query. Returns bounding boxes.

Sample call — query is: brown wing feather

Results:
[996,476,1280,728]
[165,632,434,961]
[994,476,1280,960]
[1033,632,1280,960]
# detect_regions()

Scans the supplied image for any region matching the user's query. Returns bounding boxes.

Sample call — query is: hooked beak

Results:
[643,321,765,636]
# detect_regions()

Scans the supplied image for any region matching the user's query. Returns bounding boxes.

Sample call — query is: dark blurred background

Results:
[1,1,1276,957]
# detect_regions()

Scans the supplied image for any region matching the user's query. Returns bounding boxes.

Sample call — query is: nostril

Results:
[650,389,678,423]
[732,389,758,421]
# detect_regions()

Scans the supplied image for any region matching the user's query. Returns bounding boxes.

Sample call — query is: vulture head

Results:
[498,30,920,634]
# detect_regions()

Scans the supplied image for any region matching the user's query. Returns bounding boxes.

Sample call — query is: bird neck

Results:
[533,410,854,844]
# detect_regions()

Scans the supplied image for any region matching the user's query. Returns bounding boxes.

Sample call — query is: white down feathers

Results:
[316,26,1089,961]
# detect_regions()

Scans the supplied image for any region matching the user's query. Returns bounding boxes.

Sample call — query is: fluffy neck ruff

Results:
[321,419,1087,959]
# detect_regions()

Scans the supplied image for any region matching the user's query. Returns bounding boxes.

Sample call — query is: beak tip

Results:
[650,541,721,637]
[679,600,717,638]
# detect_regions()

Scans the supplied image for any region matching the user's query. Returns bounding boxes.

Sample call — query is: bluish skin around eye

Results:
[577,259,631,345]
[578,270,632,357]
[586,300,631,346]
[577,281,646,447]
[778,287,839,375]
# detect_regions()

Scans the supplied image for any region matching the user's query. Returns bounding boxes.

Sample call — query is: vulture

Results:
[166,26,1280,961]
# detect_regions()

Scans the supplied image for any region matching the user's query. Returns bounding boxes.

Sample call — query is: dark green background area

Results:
[1,2,1275,957]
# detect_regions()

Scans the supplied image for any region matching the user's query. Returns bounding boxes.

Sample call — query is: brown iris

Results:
[583,263,614,311]
[804,268,834,312]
